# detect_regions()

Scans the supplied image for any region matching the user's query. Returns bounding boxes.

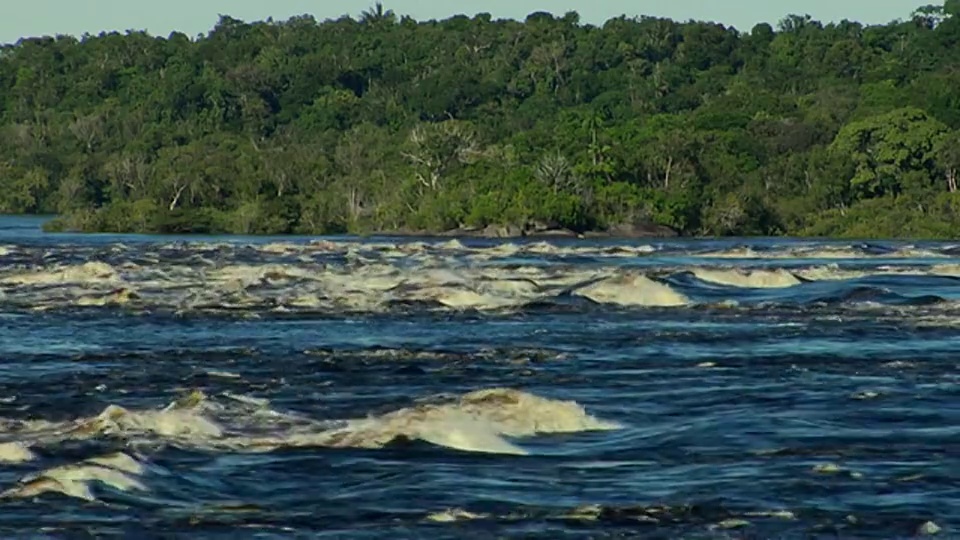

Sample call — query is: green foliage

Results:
[803,192,960,239]
[831,108,948,198]
[4,3,960,238]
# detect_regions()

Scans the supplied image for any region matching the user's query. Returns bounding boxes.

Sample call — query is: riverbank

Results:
[387,221,680,240]
[39,209,683,240]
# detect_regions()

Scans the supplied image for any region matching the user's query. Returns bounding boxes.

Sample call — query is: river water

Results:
[0,215,956,538]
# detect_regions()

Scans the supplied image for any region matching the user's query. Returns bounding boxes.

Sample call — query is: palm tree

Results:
[360,2,396,26]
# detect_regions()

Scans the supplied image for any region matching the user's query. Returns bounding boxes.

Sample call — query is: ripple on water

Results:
[0,218,957,537]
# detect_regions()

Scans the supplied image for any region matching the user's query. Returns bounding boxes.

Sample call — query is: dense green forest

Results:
[1,2,960,238]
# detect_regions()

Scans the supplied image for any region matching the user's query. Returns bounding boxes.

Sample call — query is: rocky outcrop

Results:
[377,220,677,239]
[439,221,578,239]
[585,222,679,238]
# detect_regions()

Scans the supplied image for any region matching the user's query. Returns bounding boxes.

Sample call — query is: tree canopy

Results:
[1,2,960,238]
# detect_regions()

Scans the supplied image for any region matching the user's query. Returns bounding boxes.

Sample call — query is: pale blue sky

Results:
[2,0,927,44]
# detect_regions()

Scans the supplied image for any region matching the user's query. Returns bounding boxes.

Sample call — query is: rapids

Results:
[0,216,956,538]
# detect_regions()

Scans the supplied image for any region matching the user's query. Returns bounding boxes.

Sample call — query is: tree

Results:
[830,107,948,198]
[534,152,580,194]
[934,132,960,192]
[402,120,480,192]
[1,2,958,239]
[360,3,396,26]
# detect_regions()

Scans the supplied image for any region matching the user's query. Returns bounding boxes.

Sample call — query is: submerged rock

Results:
[585,222,679,238]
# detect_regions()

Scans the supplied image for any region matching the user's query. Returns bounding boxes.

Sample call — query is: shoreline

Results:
[34,214,683,241]
[386,223,681,240]
[13,214,957,242]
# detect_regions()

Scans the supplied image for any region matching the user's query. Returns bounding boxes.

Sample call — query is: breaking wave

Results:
[1,388,620,502]
[1,223,957,538]
[2,238,960,315]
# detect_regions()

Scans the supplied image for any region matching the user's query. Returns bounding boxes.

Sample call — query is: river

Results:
[0,215,956,538]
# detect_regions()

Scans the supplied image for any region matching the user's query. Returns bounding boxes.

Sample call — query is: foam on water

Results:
[574,273,691,307]
[2,452,148,502]
[0,442,35,464]
[2,238,960,314]
[0,221,957,537]
[0,388,619,461]
[691,268,803,289]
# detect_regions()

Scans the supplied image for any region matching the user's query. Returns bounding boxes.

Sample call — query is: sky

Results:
[1,0,928,44]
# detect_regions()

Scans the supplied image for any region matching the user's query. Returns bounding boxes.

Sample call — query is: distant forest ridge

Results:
[1,1,959,238]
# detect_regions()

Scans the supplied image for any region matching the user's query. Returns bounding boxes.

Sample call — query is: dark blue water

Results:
[0,215,957,539]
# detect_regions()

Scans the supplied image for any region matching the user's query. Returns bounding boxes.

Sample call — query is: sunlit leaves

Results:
[1,3,959,239]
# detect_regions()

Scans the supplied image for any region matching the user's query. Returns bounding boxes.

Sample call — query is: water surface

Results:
[0,216,956,538]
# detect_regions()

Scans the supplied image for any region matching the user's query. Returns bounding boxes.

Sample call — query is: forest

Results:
[1,2,960,238]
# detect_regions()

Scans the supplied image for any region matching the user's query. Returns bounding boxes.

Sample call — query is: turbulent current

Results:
[0,216,957,538]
